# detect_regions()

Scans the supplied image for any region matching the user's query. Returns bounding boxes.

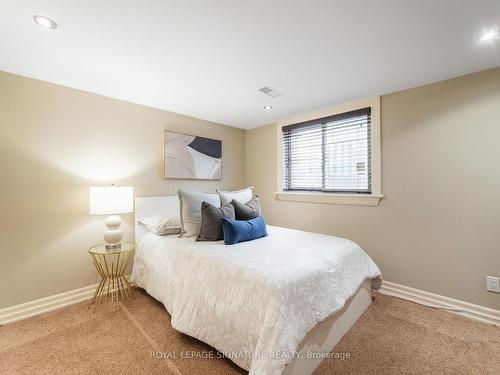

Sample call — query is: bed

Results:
[131,196,382,375]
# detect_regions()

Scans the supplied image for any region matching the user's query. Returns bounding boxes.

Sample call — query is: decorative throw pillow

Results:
[221,215,268,245]
[196,202,235,241]
[138,214,181,235]
[178,190,221,237]
[231,196,261,220]
[217,187,253,206]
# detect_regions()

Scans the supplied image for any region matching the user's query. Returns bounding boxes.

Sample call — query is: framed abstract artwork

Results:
[163,131,222,180]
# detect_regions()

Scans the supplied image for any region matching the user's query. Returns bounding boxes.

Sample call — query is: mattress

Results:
[131,225,381,375]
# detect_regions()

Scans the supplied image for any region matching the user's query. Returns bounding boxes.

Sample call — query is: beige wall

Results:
[0,72,245,308]
[2,67,500,311]
[246,67,500,310]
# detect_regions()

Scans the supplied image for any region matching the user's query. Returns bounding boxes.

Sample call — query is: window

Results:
[282,108,371,194]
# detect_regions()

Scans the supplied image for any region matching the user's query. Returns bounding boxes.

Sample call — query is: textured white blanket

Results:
[131,225,381,375]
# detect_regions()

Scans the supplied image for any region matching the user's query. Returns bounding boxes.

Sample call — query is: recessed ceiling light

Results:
[478,29,499,43]
[33,15,57,29]
[264,105,273,110]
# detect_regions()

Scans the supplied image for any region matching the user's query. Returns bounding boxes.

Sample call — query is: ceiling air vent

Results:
[258,86,283,98]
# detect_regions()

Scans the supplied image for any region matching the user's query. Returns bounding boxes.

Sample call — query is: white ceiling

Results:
[1,0,500,129]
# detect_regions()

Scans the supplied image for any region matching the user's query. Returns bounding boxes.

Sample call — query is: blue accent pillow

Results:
[221,216,268,245]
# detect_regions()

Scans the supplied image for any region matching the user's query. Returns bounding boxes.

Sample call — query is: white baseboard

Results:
[378,280,500,326]
[0,283,98,325]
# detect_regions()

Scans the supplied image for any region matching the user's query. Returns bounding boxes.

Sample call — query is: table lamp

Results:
[89,186,134,250]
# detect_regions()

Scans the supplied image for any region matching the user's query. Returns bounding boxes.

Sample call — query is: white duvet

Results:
[131,225,381,375]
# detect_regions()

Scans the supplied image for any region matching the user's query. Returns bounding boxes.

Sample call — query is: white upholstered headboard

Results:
[134,196,179,244]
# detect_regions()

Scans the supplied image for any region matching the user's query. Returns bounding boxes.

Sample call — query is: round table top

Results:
[88,242,135,255]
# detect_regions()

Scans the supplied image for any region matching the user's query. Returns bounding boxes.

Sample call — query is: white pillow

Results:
[178,190,221,237]
[217,187,254,206]
[139,214,181,235]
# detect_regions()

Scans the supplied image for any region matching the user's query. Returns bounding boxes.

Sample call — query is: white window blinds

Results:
[282,107,371,194]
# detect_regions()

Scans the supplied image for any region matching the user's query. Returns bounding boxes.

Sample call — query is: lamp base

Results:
[105,243,122,251]
[104,215,123,251]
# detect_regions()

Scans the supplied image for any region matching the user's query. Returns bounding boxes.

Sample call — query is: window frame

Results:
[276,97,383,206]
[282,107,372,194]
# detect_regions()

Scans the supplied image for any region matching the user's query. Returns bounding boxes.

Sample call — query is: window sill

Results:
[274,191,384,207]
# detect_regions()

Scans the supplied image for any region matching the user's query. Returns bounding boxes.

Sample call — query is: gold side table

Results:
[88,242,135,308]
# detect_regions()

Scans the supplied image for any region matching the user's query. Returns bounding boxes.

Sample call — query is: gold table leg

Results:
[88,249,135,309]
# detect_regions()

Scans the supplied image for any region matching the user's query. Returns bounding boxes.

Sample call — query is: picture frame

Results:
[163,130,222,180]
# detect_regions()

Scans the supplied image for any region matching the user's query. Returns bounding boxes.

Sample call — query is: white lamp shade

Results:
[89,186,134,215]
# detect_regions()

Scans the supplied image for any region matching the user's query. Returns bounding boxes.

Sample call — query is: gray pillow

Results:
[178,190,221,237]
[197,202,235,241]
[231,196,261,220]
[218,187,254,206]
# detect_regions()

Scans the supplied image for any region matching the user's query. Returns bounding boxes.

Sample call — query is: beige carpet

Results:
[1,289,498,375]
